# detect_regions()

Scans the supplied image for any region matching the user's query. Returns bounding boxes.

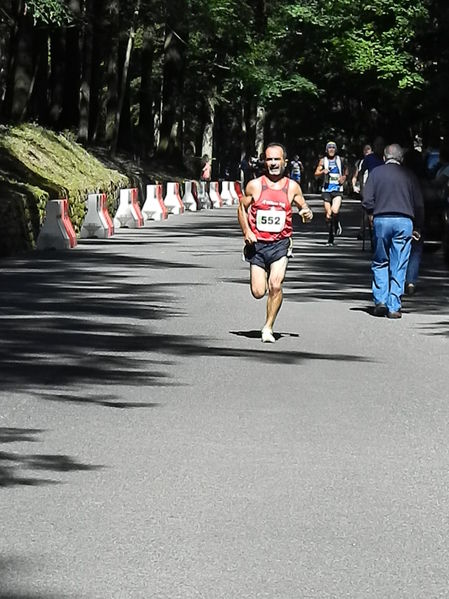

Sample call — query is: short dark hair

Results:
[265,142,287,159]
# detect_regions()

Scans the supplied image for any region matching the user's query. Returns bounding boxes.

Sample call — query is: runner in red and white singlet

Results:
[247,175,293,242]
[237,143,313,343]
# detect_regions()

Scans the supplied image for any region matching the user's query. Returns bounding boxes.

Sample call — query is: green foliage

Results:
[25,0,73,25]
[279,0,428,92]
[335,0,428,89]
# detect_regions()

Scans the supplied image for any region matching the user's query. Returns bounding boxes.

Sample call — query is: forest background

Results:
[0,0,449,187]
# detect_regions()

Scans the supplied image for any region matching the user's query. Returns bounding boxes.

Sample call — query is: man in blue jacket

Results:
[362,143,424,319]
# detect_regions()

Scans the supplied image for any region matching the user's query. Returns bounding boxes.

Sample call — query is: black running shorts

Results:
[244,238,292,270]
[322,191,342,203]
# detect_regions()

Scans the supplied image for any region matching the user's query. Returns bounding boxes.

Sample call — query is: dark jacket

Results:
[362,161,424,229]
[360,152,384,175]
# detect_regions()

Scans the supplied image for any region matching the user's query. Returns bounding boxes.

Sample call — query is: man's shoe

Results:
[373,303,387,317]
[387,310,402,319]
[405,283,416,296]
[261,328,275,343]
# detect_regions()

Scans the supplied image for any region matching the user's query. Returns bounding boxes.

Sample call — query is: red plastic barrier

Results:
[131,188,144,226]
[100,193,114,236]
[156,184,169,219]
[61,199,77,248]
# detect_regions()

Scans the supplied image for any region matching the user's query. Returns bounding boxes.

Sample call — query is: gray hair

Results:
[384,143,404,163]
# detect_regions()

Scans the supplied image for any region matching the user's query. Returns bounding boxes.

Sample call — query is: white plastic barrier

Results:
[197,182,211,209]
[182,181,199,211]
[164,182,185,215]
[142,184,168,222]
[113,188,144,229]
[229,181,240,204]
[81,193,114,238]
[209,181,223,208]
[220,181,234,206]
[36,199,77,250]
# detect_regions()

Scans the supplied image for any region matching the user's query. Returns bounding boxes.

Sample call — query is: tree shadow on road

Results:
[0,555,77,598]
[0,427,102,488]
[0,248,195,396]
[1,204,446,404]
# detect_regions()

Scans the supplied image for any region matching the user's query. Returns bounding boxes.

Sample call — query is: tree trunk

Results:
[9,11,35,121]
[137,26,155,158]
[201,84,217,160]
[248,95,257,155]
[103,0,120,145]
[255,104,265,155]
[0,0,14,117]
[49,29,66,127]
[78,0,94,143]
[89,0,106,142]
[240,91,247,159]
[157,0,188,162]
[110,0,140,156]
[29,28,49,122]
[62,0,82,129]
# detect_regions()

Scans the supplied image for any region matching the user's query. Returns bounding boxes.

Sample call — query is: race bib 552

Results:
[256,209,286,233]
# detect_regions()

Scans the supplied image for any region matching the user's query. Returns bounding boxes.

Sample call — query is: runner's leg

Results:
[250,264,268,299]
[323,198,334,244]
[331,195,343,235]
[263,256,288,333]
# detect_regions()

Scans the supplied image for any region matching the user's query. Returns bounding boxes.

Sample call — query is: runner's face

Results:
[326,145,336,157]
[265,147,286,177]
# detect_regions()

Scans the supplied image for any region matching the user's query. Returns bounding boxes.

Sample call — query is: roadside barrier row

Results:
[36,180,242,250]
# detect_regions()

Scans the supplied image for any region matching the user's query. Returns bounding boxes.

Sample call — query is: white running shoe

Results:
[261,328,275,343]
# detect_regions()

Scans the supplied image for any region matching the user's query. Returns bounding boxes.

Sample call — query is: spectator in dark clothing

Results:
[362,143,424,319]
[254,153,265,178]
[240,154,254,187]
[403,149,430,295]
[352,144,384,241]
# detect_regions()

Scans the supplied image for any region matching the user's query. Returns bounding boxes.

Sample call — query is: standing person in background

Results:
[254,153,266,178]
[314,141,348,245]
[362,143,424,319]
[200,154,212,189]
[289,154,304,184]
[240,154,256,187]
[373,136,385,161]
[352,144,384,241]
[402,149,430,295]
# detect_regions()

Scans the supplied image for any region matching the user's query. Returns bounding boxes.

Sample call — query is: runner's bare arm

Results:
[314,158,326,178]
[237,180,258,244]
[339,161,349,185]
[290,181,313,222]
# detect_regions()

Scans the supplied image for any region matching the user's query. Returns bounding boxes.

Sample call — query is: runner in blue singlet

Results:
[314,141,348,245]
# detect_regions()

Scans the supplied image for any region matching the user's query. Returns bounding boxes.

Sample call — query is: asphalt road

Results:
[1,197,449,598]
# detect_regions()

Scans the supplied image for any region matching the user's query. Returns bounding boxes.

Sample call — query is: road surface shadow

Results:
[0,247,192,394]
[230,330,300,339]
[38,392,160,409]
[0,427,102,488]
[0,555,78,598]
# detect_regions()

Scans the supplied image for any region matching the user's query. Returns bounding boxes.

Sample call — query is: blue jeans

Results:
[406,236,423,284]
[372,216,413,312]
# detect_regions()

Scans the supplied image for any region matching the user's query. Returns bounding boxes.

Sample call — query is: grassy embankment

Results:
[0,123,191,257]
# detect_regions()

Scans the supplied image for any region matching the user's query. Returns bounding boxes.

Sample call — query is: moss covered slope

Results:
[0,123,130,257]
